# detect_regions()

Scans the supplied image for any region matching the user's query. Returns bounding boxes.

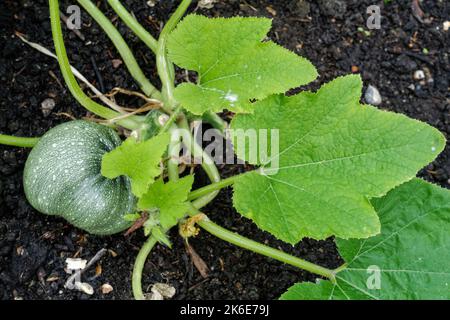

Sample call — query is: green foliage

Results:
[280,179,450,300]
[19,2,449,301]
[231,75,445,244]
[167,14,317,115]
[138,176,194,230]
[101,134,170,197]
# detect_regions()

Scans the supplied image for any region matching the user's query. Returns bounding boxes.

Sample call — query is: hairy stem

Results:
[77,0,162,100]
[49,0,141,130]
[132,236,158,300]
[168,125,182,181]
[160,106,182,134]
[187,174,241,201]
[0,134,40,148]
[107,0,158,53]
[202,112,229,134]
[178,115,221,186]
[187,205,336,282]
[156,0,191,109]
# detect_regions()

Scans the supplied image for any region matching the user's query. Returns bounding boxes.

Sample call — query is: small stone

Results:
[111,59,123,69]
[443,21,450,32]
[101,283,113,294]
[198,0,218,9]
[413,70,425,80]
[364,85,382,106]
[149,283,176,300]
[407,84,415,91]
[41,98,56,117]
[146,0,157,7]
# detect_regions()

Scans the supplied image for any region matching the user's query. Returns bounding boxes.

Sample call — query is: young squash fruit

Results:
[23,120,135,235]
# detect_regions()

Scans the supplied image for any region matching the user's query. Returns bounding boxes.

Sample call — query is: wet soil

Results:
[0,0,448,300]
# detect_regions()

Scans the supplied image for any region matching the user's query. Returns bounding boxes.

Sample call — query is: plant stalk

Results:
[0,134,40,148]
[156,0,191,110]
[168,125,182,181]
[187,175,241,201]
[77,0,162,100]
[202,112,229,134]
[177,115,221,203]
[49,0,141,130]
[187,205,336,282]
[107,0,158,53]
[132,236,158,300]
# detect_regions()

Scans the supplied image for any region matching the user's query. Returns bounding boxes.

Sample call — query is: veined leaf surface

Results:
[231,75,445,243]
[280,179,450,300]
[167,14,317,115]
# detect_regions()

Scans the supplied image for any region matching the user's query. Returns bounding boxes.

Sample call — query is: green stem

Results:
[160,106,182,134]
[187,175,240,201]
[202,112,228,134]
[168,125,182,181]
[49,0,141,130]
[187,205,336,282]
[0,134,40,148]
[178,115,222,209]
[156,0,191,109]
[132,236,158,300]
[107,0,158,53]
[77,0,161,100]
[178,115,221,183]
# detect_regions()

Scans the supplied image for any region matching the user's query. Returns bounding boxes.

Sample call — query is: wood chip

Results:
[95,264,102,276]
[266,6,277,16]
[46,275,60,282]
[108,249,118,257]
[186,242,209,278]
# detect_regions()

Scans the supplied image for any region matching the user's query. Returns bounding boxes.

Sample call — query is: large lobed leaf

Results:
[231,75,445,243]
[167,14,317,115]
[101,134,169,197]
[280,179,450,300]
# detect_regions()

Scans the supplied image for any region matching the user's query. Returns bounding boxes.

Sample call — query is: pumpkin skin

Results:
[23,120,135,235]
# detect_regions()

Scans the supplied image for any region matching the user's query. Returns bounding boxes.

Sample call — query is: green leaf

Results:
[167,14,317,115]
[152,226,173,248]
[231,75,445,243]
[138,175,194,230]
[101,133,169,197]
[280,179,450,300]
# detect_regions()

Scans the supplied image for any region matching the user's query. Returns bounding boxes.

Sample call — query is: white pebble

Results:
[365,85,382,106]
[414,70,425,80]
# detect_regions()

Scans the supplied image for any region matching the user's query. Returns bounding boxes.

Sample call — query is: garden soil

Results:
[0,0,448,299]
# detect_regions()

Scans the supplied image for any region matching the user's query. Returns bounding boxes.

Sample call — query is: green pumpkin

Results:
[23,120,135,235]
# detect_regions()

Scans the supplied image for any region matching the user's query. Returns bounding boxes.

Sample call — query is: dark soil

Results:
[0,0,449,300]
